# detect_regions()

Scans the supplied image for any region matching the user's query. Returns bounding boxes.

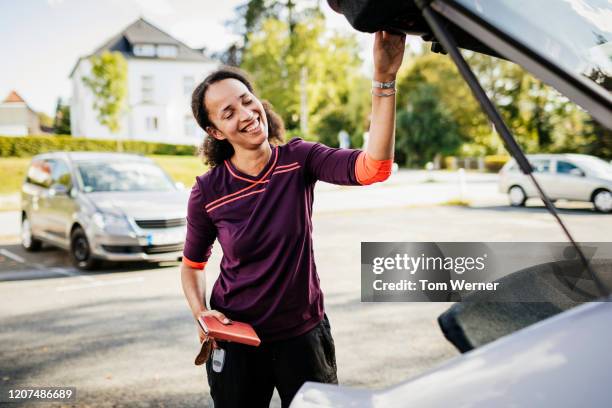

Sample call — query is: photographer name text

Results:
[371,253,498,292]
[373,279,499,291]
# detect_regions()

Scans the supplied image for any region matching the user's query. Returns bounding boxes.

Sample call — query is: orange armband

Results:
[182,256,207,270]
[355,151,393,185]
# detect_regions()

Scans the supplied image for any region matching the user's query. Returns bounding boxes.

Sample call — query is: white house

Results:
[70,18,218,145]
[0,91,41,136]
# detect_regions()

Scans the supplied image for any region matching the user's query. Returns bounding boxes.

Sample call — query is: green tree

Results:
[82,51,127,150]
[37,112,54,130]
[316,75,372,148]
[395,83,462,167]
[234,0,319,40]
[240,14,365,141]
[398,48,601,158]
[316,110,349,147]
[53,98,71,135]
[462,51,607,157]
[224,0,319,66]
[397,50,494,156]
[465,52,565,153]
[576,67,612,159]
[580,116,612,160]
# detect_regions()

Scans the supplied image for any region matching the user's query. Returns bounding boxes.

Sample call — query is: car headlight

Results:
[92,211,133,234]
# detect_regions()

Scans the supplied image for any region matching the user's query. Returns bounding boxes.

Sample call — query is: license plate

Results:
[146,231,183,246]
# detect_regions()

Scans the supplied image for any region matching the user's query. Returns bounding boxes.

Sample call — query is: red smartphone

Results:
[197,315,261,347]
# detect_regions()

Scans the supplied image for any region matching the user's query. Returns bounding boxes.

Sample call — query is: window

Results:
[183,76,195,96]
[157,45,178,58]
[557,161,583,176]
[145,116,159,131]
[76,161,175,193]
[530,159,551,173]
[573,156,612,175]
[141,75,154,103]
[184,115,197,138]
[133,44,156,57]
[50,159,72,188]
[26,160,52,188]
[134,43,178,58]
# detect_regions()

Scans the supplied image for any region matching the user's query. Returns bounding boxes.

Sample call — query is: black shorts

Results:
[205,314,338,408]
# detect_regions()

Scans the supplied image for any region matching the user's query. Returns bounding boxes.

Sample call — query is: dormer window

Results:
[133,43,178,58]
[133,44,155,57]
[157,45,178,58]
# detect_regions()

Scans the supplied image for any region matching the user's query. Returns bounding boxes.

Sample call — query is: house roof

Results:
[3,90,26,103]
[0,90,37,116]
[70,18,213,77]
[123,20,178,45]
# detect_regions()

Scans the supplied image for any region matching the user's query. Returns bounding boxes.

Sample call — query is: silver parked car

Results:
[21,152,189,270]
[499,154,612,213]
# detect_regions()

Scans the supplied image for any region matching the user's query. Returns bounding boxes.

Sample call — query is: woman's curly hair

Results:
[191,67,285,167]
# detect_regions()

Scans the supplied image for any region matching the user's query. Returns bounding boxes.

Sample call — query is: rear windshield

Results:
[572,155,612,175]
[530,159,551,173]
[455,0,612,93]
[76,161,175,193]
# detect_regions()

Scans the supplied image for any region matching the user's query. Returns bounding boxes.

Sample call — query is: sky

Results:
[0,0,380,116]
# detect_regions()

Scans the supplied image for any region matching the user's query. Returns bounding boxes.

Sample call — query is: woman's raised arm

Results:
[366,31,406,161]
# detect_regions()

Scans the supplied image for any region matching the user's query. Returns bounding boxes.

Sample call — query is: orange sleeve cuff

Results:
[355,151,393,185]
[182,256,206,270]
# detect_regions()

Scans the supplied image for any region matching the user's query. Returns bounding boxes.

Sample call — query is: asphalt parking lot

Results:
[1,172,610,407]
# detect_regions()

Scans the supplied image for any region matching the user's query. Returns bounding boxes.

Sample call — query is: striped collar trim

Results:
[223,146,278,184]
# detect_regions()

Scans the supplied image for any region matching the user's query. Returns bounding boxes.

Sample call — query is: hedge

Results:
[484,155,510,173]
[443,155,510,172]
[0,135,197,157]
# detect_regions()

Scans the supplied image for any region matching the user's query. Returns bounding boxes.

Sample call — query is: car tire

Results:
[508,186,527,207]
[592,189,612,213]
[70,226,99,270]
[21,216,42,252]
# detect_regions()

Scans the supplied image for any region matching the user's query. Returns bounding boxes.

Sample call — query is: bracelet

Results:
[371,89,397,97]
[372,79,396,89]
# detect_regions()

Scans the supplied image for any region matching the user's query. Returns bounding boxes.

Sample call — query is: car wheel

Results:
[593,190,612,213]
[508,186,527,207]
[70,227,99,270]
[21,216,42,251]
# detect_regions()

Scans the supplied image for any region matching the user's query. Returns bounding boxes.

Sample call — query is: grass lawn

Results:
[148,154,207,188]
[0,155,207,196]
[0,157,30,195]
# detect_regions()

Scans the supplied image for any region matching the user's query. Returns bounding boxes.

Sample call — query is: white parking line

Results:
[0,249,26,263]
[0,265,94,282]
[48,267,95,282]
[56,276,145,292]
[0,269,62,281]
[0,248,89,280]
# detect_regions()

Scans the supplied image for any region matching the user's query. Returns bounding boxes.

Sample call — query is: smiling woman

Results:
[180,30,406,408]
[191,69,285,169]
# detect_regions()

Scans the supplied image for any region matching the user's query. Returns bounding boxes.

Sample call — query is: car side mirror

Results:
[49,184,69,196]
[569,168,584,177]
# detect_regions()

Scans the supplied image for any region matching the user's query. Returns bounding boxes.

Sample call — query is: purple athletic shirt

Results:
[183,138,361,341]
